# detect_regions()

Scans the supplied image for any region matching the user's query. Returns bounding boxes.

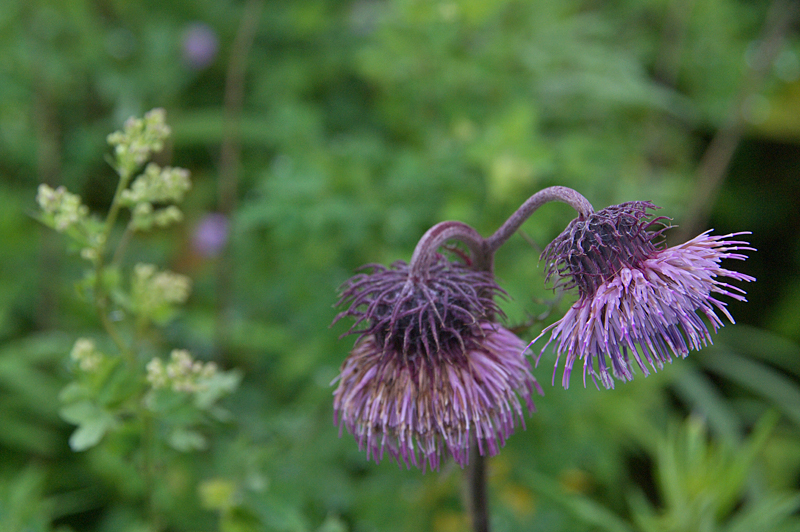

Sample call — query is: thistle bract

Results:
[534,202,755,389]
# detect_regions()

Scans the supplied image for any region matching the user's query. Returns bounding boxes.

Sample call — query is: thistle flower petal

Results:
[533,202,754,389]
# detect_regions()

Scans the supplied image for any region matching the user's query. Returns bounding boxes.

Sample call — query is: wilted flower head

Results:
[332,257,540,471]
[533,201,754,389]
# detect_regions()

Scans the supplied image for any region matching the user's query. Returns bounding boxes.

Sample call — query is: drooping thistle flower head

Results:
[332,256,540,471]
[533,201,755,389]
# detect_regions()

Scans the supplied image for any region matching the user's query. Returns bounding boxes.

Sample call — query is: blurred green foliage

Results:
[1,0,799,531]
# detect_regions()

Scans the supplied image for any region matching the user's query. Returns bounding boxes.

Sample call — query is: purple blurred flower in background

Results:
[182,23,218,70]
[532,201,755,389]
[332,258,540,471]
[192,213,229,257]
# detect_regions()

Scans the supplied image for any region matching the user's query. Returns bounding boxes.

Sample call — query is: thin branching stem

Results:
[216,0,264,358]
[485,186,594,254]
[94,166,136,361]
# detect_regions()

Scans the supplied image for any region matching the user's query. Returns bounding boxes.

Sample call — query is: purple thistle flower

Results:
[182,23,219,70]
[332,257,541,471]
[192,212,229,258]
[532,201,755,390]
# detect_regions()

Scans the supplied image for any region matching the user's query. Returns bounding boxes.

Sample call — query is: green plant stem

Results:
[468,445,490,532]
[94,165,136,362]
[102,164,136,250]
[111,224,135,266]
[141,409,162,531]
[675,0,797,241]
[216,0,264,358]
[408,187,594,282]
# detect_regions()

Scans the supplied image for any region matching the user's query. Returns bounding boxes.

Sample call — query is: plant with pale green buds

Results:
[131,263,192,325]
[35,108,192,266]
[36,184,90,233]
[35,110,240,526]
[147,349,218,393]
[106,108,171,174]
[144,350,241,452]
[120,163,191,205]
[69,338,104,373]
[120,163,190,231]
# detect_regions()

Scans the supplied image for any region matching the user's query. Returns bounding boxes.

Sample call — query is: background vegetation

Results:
[1,0,799,530]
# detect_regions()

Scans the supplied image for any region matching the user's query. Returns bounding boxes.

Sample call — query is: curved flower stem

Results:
[409,221,490,277]
[407,187,593,532]
[485,186,594,254]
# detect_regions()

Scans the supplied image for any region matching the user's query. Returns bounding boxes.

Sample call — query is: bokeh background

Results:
[1,0,799,531]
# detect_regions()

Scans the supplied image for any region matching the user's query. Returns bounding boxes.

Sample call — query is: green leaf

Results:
[724,493,800,532]
[58,381,89,404]
[0,465,54,532]
[59,400,100,425]
[520,469,635,532]
[168,427,208,452]
[199,478,238,511]
[316,515,348,532]
[672,366,744,444]
[195,369,243,410]
[703,350,800,427]
[68,413,115,451]
[60,401,116,451]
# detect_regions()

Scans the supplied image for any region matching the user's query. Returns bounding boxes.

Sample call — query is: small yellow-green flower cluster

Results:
[106,108,171,172]
[121,163,191,205]
[36,184,89,233]
[70,338,104,372]
[132,263,191,317]
[120,163,191,231]
[130,203,184,231]
[146,349,218,393]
